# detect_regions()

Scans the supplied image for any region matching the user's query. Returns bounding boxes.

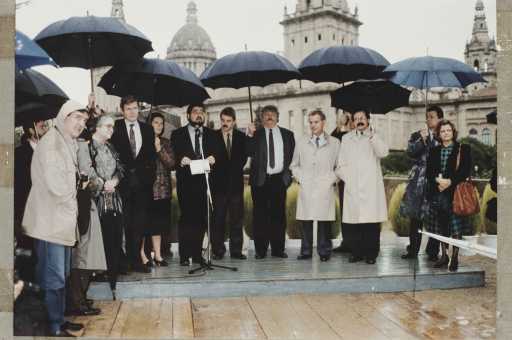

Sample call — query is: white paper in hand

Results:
[190,159,210,175]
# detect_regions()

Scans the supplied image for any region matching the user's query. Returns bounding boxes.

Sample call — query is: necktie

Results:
[315,136,320,148]
[129,124,136,158]
[269,128,275,169]
[194,128,201,159]
[226,133,232,159]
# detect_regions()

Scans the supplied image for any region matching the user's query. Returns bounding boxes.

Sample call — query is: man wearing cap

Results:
[22,100,89,337]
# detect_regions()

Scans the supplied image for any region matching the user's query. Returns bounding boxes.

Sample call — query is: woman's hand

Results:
[155,137,162,152]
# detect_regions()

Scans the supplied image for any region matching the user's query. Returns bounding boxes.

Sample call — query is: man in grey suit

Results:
[246,105,295,259]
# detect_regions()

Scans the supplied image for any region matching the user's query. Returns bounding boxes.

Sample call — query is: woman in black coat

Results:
[426,120,472,272]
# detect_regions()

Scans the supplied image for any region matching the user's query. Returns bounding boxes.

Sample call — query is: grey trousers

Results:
[300,221,333,257]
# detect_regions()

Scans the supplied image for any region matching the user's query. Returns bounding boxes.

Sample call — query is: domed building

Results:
[166,1,217,76]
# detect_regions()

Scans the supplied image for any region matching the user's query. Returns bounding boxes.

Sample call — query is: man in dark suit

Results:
[171,104,223,266]
[110,95,156,273]
[211,107,248,260]
[246,105,295,259]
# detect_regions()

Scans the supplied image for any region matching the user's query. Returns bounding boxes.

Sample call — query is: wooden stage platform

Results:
[87,233,485,300]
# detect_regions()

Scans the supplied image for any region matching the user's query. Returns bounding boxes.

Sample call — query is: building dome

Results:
[166,1,216,61]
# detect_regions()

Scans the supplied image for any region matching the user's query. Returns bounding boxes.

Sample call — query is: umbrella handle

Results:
[247,86,253,122]
[88,36,95,93]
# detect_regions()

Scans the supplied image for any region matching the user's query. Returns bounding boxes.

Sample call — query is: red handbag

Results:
[452,145,480,216]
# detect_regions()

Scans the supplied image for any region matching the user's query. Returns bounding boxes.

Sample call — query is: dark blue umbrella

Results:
[98,58,209,108]
[200,51,301,121]
[15,30,57,70]
[383,56,486,89]
[35,15,153,91]
[299,46,390,83]
[16,68,68,110]
[330,79,411,114]
[383,56,487,111]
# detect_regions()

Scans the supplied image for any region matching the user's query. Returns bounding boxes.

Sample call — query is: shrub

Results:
[381,151,414,176]
[459,137,496,179]
[480,183,497,235]
[388,183,410,237]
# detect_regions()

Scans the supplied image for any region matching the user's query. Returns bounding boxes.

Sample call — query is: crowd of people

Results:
[14,93,475,336]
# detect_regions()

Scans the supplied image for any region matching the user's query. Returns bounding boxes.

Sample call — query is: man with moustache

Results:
[211,107,248,260]
[335,109,388,264]
[171,104,223,266]
[247,105,295,259]
[110,95,157,273]
[400,106,443,261]
[291,110,340,262]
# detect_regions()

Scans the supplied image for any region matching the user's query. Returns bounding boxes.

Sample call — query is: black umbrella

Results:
[15,102,57,127]
[330,79,411,114]
[35,15,153,91]
[200,51,301,121]
[487,110,497,125]
[299,46,390,84]
[98,58,209,108]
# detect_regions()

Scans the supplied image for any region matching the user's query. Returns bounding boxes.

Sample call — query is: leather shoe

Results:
[401,252,417,259]
[271,252,288,258]
[297,254,312,260]
[433,255,450,268]
[154,259,169,267]
[65,306,101,317]
[348,255,363,263]
[230,253,247,260]
[180,258,190,266]
[333,245,350,253]
[51,329,77,337]
[365,258,376,264]
[61,321,84,332]
[255,253,266,259]
[320,256,330,262]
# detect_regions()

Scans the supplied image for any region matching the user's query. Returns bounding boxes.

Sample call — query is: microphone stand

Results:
[189,130,238,274]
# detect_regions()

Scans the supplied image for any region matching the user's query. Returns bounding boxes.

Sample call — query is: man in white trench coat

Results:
[290,110,340,262]
[335,109,389,264]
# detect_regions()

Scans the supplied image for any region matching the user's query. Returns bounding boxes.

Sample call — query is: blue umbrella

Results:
[299,46,390,83]
[383,56,487,110]
[35,15,153,91]
[200,51,301,121]
[98,58,209,108]
[15,30,57,70]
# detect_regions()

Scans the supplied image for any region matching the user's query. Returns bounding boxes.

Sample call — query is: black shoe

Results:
[449,257,459,272]
[212,253,224,260]
[180,258,190,266]
[133,263,151,273]
[271,252,288,258]
[65,306,101,317]
[154,259,169,267]
[143,259,154,268]
[433,255,450,268]
[61,321,84,332]
[51,329,77,337]
[427,254,439,262]
[401,252,417,259]
[230,253,247,260]
[297,254,312,260]
[255,253,266,259]
[333,245,350,253]
[348,255,364,263]
[365,258,376,264]
[320,256,330,262]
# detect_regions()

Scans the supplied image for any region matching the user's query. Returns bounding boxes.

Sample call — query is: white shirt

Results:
[265,126,284,174]
[124,119,142,157]
[187,124,203,157]
[310,133,327,148]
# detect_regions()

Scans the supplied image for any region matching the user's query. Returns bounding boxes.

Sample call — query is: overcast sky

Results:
[16,0,496,104]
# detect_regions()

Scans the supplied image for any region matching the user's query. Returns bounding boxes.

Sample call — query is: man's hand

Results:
[88,93,95,108]
[246,123,256,137]
[420,128,428,141]
[181,156,191,167]
[207,155,215,165]
[436,178,451,192]
[103,179,117,193]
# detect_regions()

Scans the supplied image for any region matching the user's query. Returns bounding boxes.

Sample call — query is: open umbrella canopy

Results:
[34,15,153,69]
[487,110,497,125]
[299,46,390,83]
[16,68,68,109]
[98,58,209,107]
[383,56,486,89]
[330,79,411,114]
[200,51,301,89]
[15,102,58,127]
[15,30,57,70]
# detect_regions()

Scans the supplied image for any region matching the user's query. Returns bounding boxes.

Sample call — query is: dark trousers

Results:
[212,190,244,256]
[101,212,123,290]
[178,222,206,260]
[122,187,150,265]
[300,221,333,257]
[345,223,381,260]
[66,269,91,311]
[408,218,440,256]
[251,174,287,256]
[337,181,349,249]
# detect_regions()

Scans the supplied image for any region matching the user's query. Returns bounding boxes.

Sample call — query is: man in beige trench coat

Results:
[290,110,340,262]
